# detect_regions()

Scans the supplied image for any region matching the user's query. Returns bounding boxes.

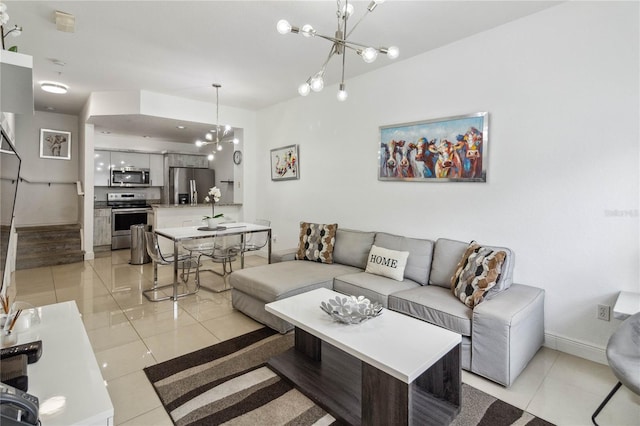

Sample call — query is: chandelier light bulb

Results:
[341,3,354,18]
[217,144,223,151]
[301,24,315,38]
[195,140,204,147]
[208,153,214,161]
[386,45,399,59]
[277,19,292,34]
[224,124,232,132]
[233,138,239,145]
[337,87,348,102]
[360,47,378,63]
[205,132,213,141]
[298,82,311,96]
[310,75,324,92]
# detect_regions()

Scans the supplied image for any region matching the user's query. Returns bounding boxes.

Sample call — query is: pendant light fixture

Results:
[195,84,239,161]
[277,0,398,102]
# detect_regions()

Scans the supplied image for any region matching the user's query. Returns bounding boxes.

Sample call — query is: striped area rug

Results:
[144,327,553,426]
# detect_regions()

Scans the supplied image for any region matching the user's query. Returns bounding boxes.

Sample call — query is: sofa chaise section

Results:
[230,260,361,333]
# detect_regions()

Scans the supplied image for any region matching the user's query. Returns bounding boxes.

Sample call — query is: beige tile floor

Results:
[7,250,640,425]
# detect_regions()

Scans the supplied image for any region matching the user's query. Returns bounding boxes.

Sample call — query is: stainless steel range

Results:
[107,193,152,250]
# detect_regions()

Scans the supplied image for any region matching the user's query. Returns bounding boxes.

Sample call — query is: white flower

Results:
[207,187,221,203]
[204,196,210,203]
[0,12,9,25]
[0,3,7,13]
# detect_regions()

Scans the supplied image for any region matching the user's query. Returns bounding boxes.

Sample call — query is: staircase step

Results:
[15,224,84,270]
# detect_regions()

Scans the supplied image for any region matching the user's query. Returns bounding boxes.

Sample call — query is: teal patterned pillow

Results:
[295,222,338,263]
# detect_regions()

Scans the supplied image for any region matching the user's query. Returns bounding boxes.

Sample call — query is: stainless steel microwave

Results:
[110,168,150,187]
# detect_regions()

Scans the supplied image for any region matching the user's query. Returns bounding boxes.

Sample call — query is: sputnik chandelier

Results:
[277,0,398,102]
[195,84,238,161]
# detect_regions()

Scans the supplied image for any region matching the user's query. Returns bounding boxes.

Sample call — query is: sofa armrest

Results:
[272,248,297,263]
[471,284,545,386]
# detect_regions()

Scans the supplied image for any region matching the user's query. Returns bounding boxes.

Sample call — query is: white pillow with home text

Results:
[365,245,409,282]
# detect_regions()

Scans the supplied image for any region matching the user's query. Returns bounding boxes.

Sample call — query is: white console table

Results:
[12,301,114,425]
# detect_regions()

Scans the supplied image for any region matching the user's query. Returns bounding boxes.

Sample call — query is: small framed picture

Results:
[40,129,71,160]
[270,144,299,181]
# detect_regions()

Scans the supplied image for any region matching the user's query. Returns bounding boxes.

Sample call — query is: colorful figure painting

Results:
[379,112,488,182]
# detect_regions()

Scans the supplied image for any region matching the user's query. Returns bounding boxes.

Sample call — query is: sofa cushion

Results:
[295,222,338,263]
[334,272,420,308]
[389,286,472,336]
[365,245,409,281]
[430,238,515,297]
[332,229,375,269]
[229,261,361,303]
[451,242,507,308]
[373,232,434,285]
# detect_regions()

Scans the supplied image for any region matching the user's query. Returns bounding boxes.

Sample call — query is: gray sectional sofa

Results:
[230,228,545,387]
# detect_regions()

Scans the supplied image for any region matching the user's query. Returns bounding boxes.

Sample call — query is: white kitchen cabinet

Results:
[93,208,112,247]
[149,153,164,187]
[94,150,111,187]
[110,151,150,169]
[166,153,209,168]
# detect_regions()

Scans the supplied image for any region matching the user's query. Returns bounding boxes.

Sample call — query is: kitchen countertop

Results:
[151,203,242,208]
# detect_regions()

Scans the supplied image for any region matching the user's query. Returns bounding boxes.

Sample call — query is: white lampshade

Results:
[40,82,69,94]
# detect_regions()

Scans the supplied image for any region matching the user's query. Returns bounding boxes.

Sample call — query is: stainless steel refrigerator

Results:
[169,167,215,205]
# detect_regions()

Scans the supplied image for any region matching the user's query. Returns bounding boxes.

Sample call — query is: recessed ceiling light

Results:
[40,81,69,94]
[176,125,186,129]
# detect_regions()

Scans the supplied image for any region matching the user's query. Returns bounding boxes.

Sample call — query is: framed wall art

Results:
[270,144,299,181]
[379,112,488,182]
[40,128,71,160]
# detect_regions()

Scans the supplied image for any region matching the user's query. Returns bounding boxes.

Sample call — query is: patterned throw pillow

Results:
[451,242,507,308]
[295,222,338,263]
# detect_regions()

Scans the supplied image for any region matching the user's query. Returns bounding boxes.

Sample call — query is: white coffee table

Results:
[265,288,462,425]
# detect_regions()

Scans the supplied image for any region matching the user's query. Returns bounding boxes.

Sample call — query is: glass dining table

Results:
[154,222,272,301]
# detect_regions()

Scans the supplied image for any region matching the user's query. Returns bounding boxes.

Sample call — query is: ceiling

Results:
[6,1,560,142]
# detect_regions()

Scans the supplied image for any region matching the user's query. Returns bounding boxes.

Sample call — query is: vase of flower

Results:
[203,186,224,229]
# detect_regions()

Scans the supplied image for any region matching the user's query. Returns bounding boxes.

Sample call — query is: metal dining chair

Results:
[232,219,271,266]
[142,231,199,302]
[187,235,239,292]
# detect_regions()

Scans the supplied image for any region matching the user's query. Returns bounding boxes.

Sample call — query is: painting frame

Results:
[270,144,299,181]
[378,112,488,182]
[39,128,71,160]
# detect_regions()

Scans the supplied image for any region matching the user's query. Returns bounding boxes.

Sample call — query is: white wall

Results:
[14,111,80,226]
[256,2,639,359]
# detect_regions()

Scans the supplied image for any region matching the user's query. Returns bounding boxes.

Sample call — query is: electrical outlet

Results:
[597,304,610,321]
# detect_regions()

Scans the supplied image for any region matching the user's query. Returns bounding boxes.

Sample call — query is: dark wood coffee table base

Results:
[268,328,461,426]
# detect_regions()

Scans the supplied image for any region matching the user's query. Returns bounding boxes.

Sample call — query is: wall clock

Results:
[233,150,242,165]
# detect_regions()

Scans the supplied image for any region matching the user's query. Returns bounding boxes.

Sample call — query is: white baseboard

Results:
[544,332,607,365]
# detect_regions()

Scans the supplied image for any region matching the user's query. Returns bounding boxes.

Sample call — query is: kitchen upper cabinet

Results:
[149,154,164,187]
[111,152,150,169]
[166,153,209,168]
[94,150,111,187]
